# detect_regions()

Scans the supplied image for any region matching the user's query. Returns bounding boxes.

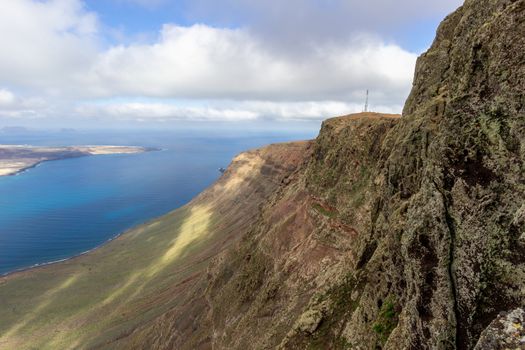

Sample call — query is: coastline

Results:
[0,229,124,279]
[0,160,45,177]
[0,144,162,278]
[0,145,187,279]
[0,145,156,178]
[0,231,122,278]
[0,204,177,279]
[0,140,311,348]
[0,142,298,279]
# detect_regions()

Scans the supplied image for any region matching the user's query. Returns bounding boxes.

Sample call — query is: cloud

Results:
[75,99,403,123]
[83,24,417,105]
[184,0,463,49]
[0,0,99,93]
[0,0,417,120]
[0,88,48,119]
[125,0,462,37]
[0,89,16,107]
[0,0,462,124]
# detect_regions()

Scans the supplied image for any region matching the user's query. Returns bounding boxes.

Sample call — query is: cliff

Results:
[1,0,524,348]
[116,113,400,350]
[136,0,524,347]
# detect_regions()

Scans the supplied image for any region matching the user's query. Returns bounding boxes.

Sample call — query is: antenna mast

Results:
[364,90,369,113]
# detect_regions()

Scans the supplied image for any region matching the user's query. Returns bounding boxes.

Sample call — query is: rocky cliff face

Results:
[121,112,402,350]
[376,0,525,347]
[127,0,525,348]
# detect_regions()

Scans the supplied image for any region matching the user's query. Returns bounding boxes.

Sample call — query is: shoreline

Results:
[0,203,179,279]
[0,144,164,278]
[6,160,44,177]
[0,230,124,278]
[0,144,186,279]
[0,145,158,178]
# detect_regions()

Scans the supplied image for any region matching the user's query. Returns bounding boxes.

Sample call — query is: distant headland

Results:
[0,145,157,177]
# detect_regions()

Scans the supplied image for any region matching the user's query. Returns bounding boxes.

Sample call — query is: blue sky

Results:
[87,0,446,52]
[87,1,192,34]
[0,0,462,128]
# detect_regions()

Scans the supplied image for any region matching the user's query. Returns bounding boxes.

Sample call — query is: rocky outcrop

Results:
[474,308,525,349]
[371,0,525,347]
[297,0,525,348]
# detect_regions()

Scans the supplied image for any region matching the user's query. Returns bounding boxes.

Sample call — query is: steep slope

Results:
[0,142,310,349]
[118,113,400,350]
[123,0,525,348]
[372,0,525,347]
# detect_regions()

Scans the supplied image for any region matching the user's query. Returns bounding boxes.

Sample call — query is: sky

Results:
[0,0,463,129]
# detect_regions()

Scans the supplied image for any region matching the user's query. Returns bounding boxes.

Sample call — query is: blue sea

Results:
[0,128,316,275]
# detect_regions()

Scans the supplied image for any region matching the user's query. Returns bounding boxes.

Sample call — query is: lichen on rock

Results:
[475,308,525,349]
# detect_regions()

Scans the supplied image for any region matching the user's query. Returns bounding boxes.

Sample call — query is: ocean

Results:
[0,128,316,275]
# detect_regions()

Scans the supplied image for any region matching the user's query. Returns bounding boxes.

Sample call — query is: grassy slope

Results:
[0,142,309,350]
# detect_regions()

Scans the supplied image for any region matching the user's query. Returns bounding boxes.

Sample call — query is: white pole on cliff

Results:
[364,90,369,113]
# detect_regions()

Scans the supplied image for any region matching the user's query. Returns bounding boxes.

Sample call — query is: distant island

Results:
[0,145,154,176]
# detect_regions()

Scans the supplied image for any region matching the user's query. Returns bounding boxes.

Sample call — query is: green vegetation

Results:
[312,203,337,218]
[0,204,218,349]
[372,297,398,345]
[311,274,362,349]
[347,165,370,207]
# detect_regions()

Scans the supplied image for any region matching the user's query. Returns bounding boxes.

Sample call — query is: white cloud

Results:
[75,100,402,122]
[0,88,48,119]
[0,0,460,124]
[0,0,99,93]
[0,89,16,106]
[82,24,417,105]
